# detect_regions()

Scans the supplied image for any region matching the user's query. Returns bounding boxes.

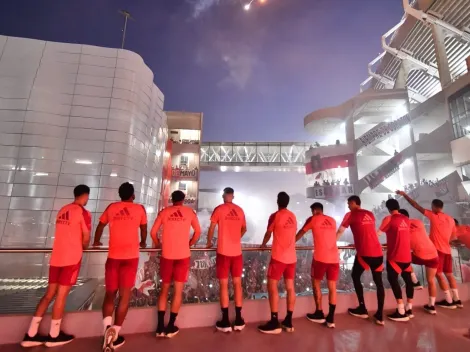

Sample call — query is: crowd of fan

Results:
[372,178,442,216]
[313,178,349,187]
[128,250,357,308]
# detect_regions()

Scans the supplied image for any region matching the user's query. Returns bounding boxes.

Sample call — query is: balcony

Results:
[0,246,470,349]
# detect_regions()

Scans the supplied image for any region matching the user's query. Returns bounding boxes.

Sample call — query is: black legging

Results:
[351,257,385,315]
[386,261,414,300]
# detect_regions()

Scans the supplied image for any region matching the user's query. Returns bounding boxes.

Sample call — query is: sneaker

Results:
[306,310,326,324]
[233,317,245,331]
[113,336,125,350]
[387,310,409,322]
[374,312,385,326]
[424,305,437,315]
[156,325,165,338]
[45,331,75,347]
[436,299,457,309]
[21,333,46,348]
[216,320,232,333]
[406,309,414,319]
[453,300,464,309]
[281,318,294,333]
[348,306,369,319]
[258,320,282,335]
[325,314,335,329]
[165,325,179,338]
[413,281,423,290]
[102,326,116,352]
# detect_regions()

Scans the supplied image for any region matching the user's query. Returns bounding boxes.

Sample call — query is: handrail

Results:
[0,245,369,253]
[0,244,464,254]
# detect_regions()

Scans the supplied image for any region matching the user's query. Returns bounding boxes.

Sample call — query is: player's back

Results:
[269,208,297,264]
[309,214,338,263]
[102,201,147,259]
[409,218,437,259]
[51,203,91,267]
[158,205,199,259]
[211,202,246,256]
[426,210,455,254]
[346,209,382,257]
[385,213,411,262]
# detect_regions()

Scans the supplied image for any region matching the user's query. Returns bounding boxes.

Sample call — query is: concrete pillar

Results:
[346,117,359,185]
[431,25,452,88]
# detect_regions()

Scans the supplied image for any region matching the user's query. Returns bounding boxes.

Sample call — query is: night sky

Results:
[0,0,403,142]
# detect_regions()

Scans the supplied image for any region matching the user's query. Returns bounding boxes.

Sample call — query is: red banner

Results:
[305,154,356,175]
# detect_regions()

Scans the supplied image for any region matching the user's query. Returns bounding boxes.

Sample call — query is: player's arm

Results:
[81,226,91,249]
[260,230,272,248]
[81,211,92,249]
[336,226,346,240]
[190,214,202,246]
[396,190,425,215]
[150,214,163,248]
[336,213,350,240]
[93,222,106,247]
[207,207,219,248]
[296,217,311,242]
[139,206,148,248]
[207,222,216,248]
[261,214,275,248]
[241,210,247,238]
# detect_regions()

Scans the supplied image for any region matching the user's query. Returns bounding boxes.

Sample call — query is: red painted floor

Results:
[3,308,470,351]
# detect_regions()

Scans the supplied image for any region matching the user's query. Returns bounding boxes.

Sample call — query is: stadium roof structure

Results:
[363,0,470,103]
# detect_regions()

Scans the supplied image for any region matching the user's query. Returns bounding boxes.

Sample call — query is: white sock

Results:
[112,325,121,338]
[398,303,405,315]
[27,316,42,337]
[451,289,460,301]
[429,297,436,306]
[411,273,418,284]
[406,302,413,311]
[444,290,452,303]
[49,319,61,338]
[103,316,113,333]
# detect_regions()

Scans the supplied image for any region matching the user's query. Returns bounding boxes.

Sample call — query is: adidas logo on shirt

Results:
[362,214,374,224]
[284,217,295,228]
[225,209,240,221]
[114,207,133,221]
[321,219,333,228]
[398,220,409,229]
[169,209,185,222]
[56,211,70,225]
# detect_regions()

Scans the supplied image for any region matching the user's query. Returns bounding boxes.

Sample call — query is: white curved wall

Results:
[0,36,167,261]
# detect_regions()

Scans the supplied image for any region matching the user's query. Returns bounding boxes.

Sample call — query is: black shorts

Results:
[353,256,384,272]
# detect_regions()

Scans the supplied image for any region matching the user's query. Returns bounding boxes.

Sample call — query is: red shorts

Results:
[216,254,243,279]
[160,257,190,283]
[105,258,139,292]
[411,253,439,269]
[49,262,81,286]
[437,251,453,274]
[267,259,296,281]
[311,259,339,281]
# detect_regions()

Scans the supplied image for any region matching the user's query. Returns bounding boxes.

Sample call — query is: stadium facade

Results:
[302,0,470,225]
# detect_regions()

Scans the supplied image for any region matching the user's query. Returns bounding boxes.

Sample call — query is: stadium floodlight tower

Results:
[119,10,134,49]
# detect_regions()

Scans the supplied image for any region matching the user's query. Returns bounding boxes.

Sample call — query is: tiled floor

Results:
[3,308,470,351]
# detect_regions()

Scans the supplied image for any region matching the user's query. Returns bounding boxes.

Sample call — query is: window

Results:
[178,182,187,191]
[449,85,470,139]
[180,155,189,167]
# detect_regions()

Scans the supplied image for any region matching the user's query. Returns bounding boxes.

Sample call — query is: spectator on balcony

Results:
[343,179,349,186]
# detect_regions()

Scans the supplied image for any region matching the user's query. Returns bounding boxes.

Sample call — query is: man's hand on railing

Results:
[140,241,147,249]
[206,242,213,249]
[153,241,162,249]
[92,241,103,248]
[260,243,267,249]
